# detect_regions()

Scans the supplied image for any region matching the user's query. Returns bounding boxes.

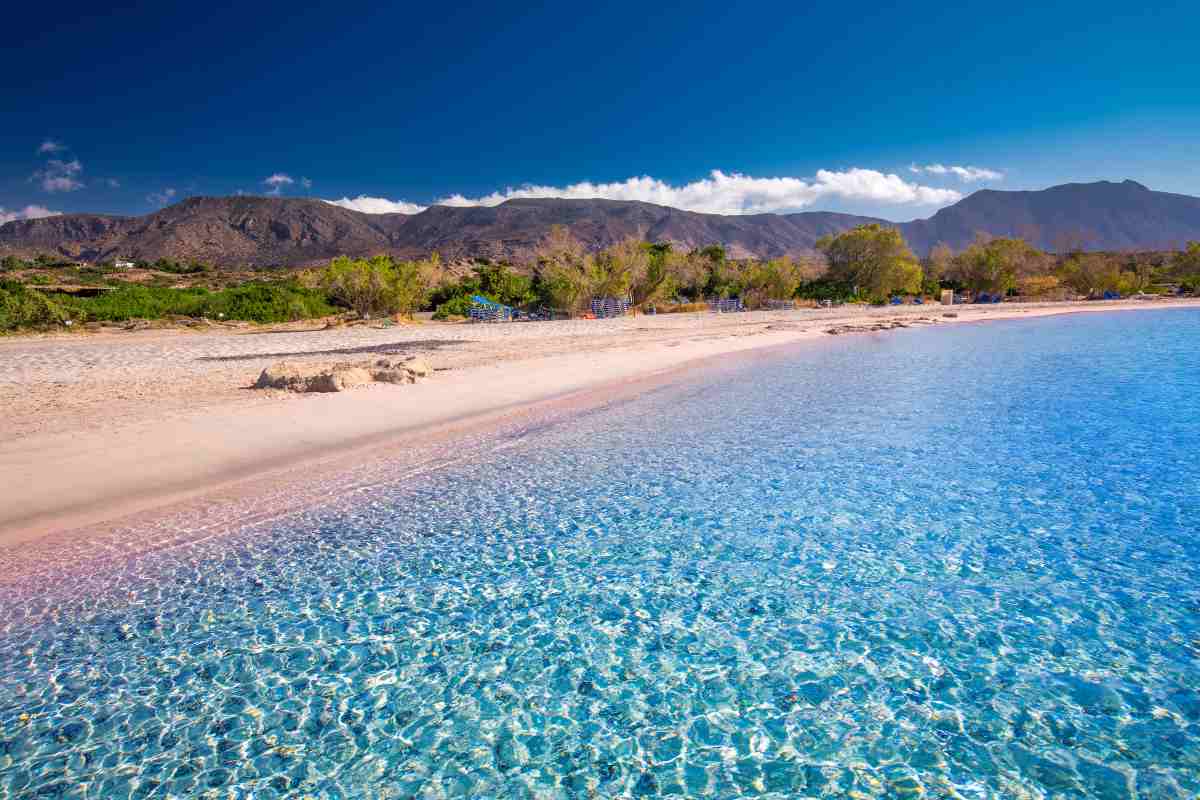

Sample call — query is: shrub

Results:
[193,282,334,322]
[55,285,207,321]
[1016,274,1062,297]
[797,277,854,302]
[0,281,69,331]
[53,281,334,324]
[432,294,474,320]
[430,261,536,319]
[656,302,709,314]
[740,257,805,309]
[318,254,437,318]
[950,235,1051,295]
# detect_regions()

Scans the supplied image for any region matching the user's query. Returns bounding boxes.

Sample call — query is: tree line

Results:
[5,225,1200,327]
[307,225,1200,319]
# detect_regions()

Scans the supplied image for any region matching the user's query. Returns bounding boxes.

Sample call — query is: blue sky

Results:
[3,0,1198,224]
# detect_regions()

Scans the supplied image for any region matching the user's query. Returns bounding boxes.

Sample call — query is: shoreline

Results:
[3,298,1198,550]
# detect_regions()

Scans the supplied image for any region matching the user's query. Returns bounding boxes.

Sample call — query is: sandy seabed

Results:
[2,298,1197,552]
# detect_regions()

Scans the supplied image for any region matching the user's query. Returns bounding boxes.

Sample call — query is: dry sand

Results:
[2,298,1196,544]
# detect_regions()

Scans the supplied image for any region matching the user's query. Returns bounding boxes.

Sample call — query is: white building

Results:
[114,259,135,269]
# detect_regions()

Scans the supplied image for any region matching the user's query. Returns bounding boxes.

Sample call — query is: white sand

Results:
[2,299,1196,543]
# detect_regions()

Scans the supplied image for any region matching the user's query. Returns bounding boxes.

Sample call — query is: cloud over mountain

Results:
[263,173,295,195]
[909,164,1004,182]
[327,195,426,214]
[327,168,963,216]
[0,205,60,225]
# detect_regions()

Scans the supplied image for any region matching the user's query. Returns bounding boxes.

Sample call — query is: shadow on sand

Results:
[197,339,465,363]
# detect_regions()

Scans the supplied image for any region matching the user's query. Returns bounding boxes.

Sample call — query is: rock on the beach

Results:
[255,362,374,392]
[402,357,432,378]
[255,357,431,392]
[370,357,432,383]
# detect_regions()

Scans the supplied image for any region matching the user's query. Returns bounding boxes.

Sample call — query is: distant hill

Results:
[3,180,1200,267]
[900,180,1200,254]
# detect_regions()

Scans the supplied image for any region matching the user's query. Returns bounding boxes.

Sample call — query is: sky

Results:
[3,0,1199,225]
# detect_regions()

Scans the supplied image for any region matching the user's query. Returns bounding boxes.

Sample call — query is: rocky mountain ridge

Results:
[3,180,1198,267]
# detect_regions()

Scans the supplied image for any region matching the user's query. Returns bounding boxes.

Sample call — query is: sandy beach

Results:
[2,298,1197,545]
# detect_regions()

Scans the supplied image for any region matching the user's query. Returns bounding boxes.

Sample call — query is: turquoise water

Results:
[2,310,1200,799]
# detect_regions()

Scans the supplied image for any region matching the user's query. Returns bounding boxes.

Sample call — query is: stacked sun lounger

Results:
[590,296,632,318]
[708,297,744,313]
[469,295,514,322]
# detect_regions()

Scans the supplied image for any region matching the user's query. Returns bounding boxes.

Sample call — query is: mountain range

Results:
[3,180,1199,267]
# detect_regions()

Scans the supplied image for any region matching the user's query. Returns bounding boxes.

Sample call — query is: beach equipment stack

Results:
[469,295,514,322]
[590,296,632,319]
[707,297,744,313]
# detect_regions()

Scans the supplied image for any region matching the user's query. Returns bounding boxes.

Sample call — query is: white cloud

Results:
[147,188,177,206]
[0,204,61,225]
[300,177,313,189]
[263,173,294,195]
[326,195,427,215]
[327,168,963,217]
[33,159,84,192]
[104,177,121,188]
[38,139,67,154]
[909,164,1003,182]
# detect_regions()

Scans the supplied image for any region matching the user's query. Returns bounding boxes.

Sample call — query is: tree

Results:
[631,242,679,306]
[816,224,923,300]
[1056,252,1143,296]
[949,235,1050,295]
[590,238,644,300]
[920,242,954,295]
[670,250,710,300]
[391,253,440,317]
[535,226,593,312]
[318,254,436,318]
[1016,274,1062,298]
[740,256,804,308]
[1171,241,1200,290]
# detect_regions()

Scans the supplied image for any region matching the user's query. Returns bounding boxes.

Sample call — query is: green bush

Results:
[796,277,855,302]
[55,281,334,324]
[0,281,69,331]
[55,285,207,321]
[431,262,536,319]
[318,255,437,318]
[193,282,334,322]
[432,294,475,319]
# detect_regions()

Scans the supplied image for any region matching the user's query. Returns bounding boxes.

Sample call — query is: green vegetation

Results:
[316,254,438,318]
[0,280,69,330]
[946,235,1051,295]
[817,224,923,301]
[1171,242,1200,291]
[430,261,537,319]
[2,232,1198,332]
[0,280,334,332]
[1057,252,1148,296]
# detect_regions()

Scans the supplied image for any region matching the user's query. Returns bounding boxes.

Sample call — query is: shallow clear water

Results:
[2,310,1200,799]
